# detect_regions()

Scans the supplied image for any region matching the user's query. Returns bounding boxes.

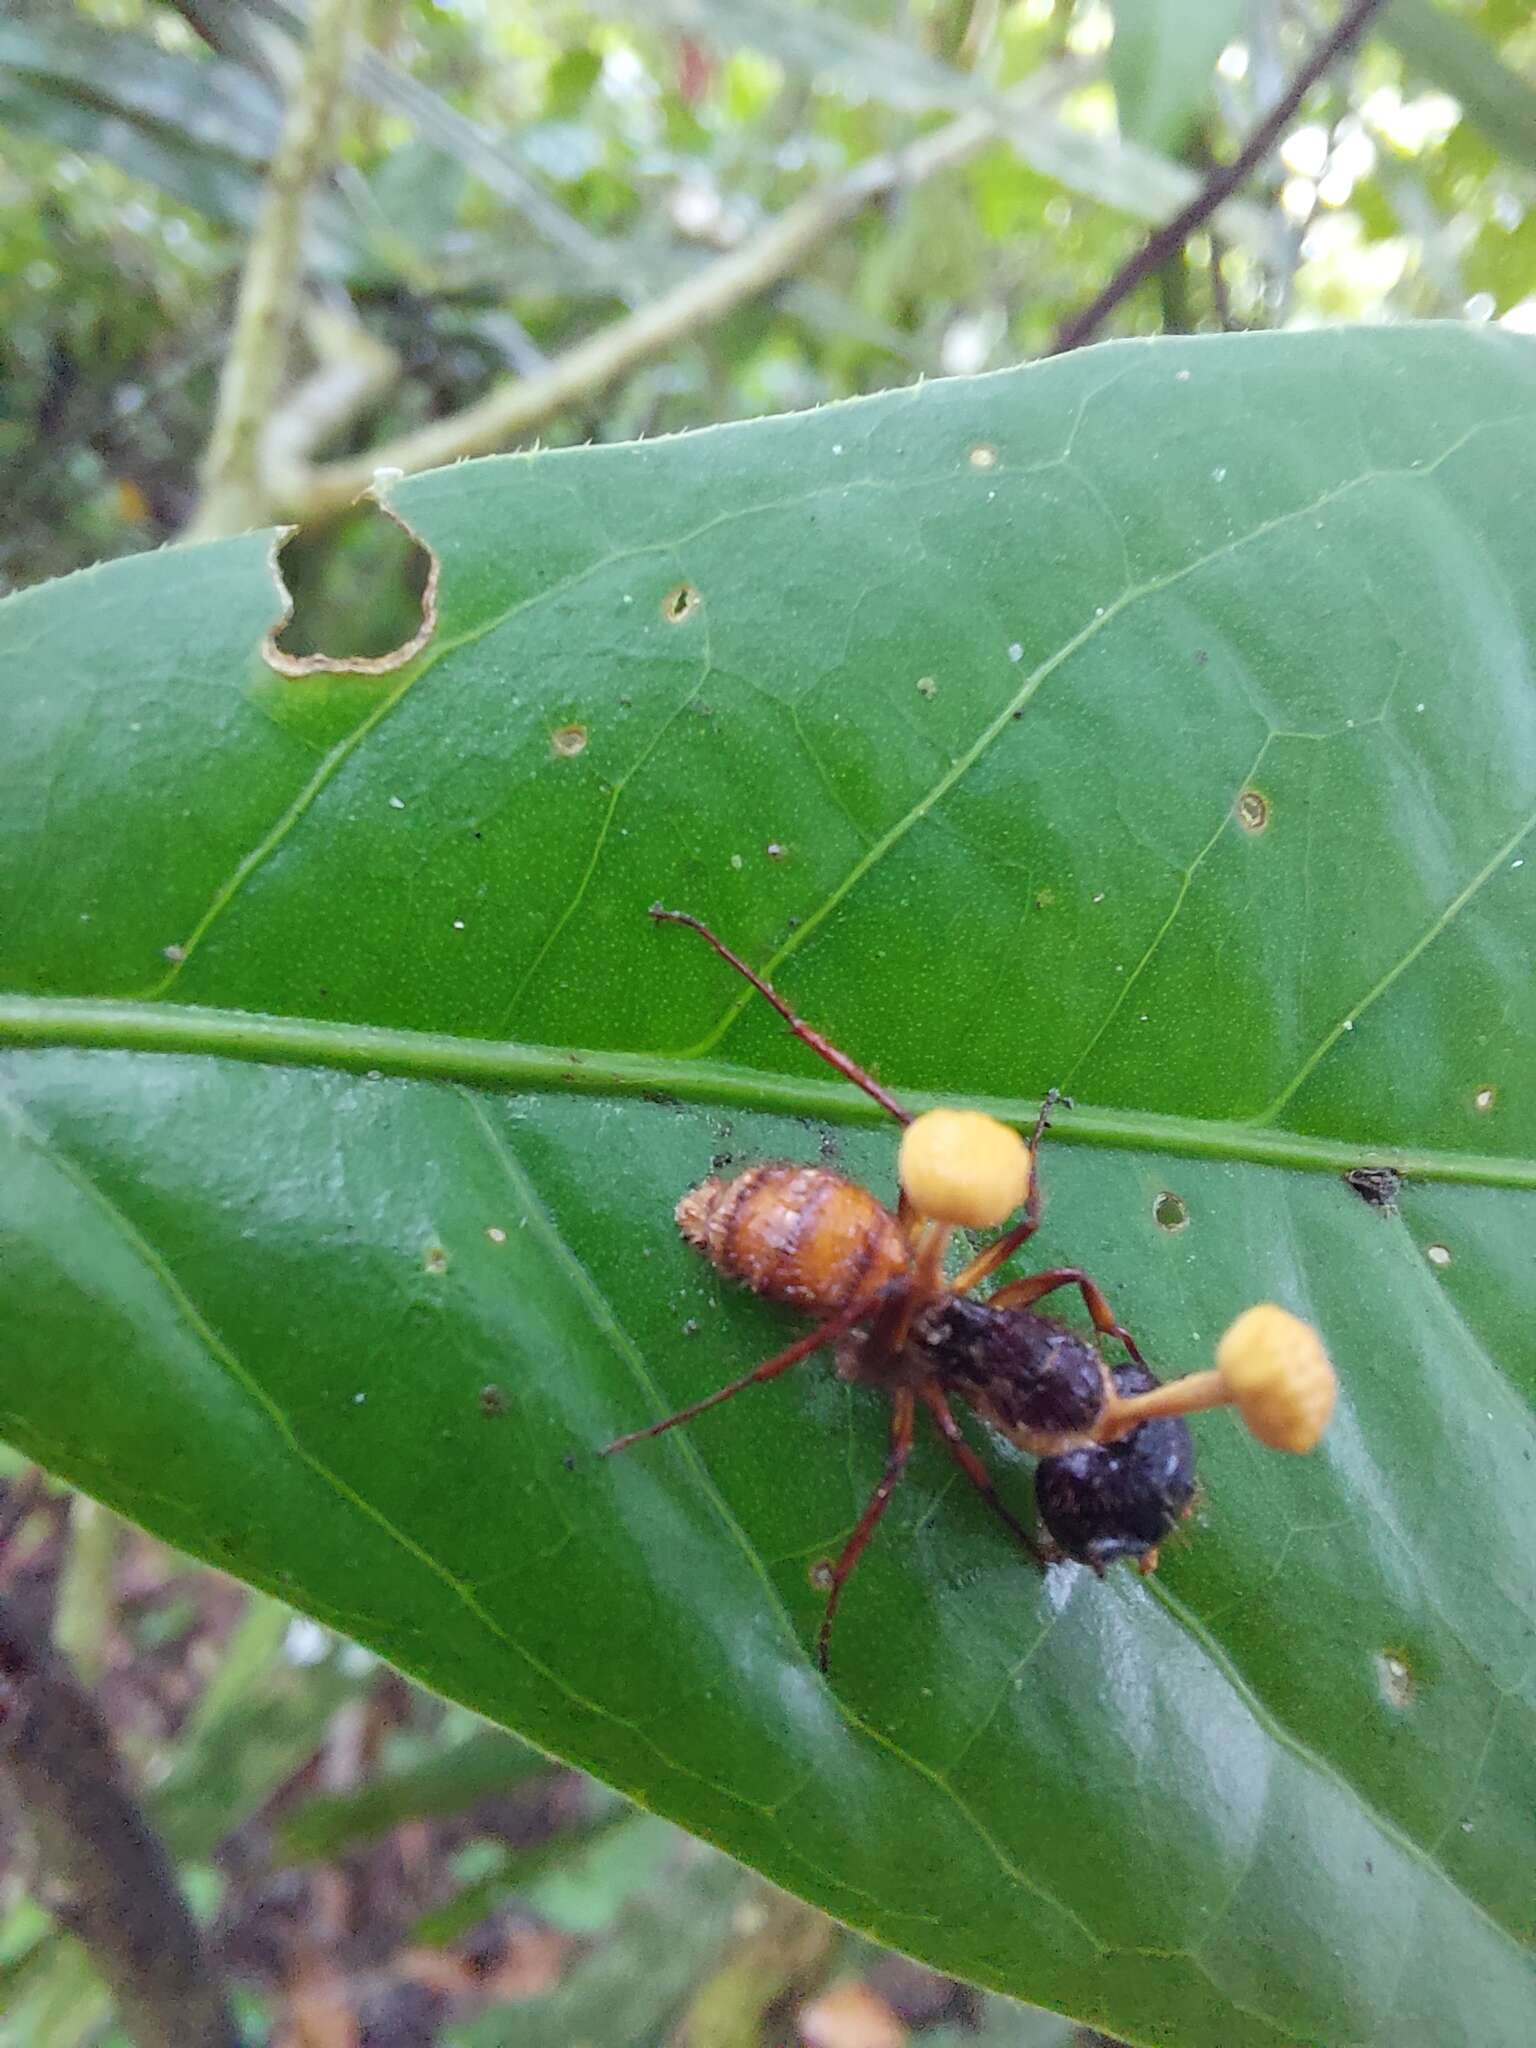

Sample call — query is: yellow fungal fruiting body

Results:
[1216,1304,1337,1452]
[898,1109,1032,1229]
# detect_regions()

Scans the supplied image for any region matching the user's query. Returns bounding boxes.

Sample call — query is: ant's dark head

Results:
[1034,1364,1196,1571]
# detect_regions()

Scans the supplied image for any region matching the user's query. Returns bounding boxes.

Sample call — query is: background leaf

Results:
[2,326,1535,2044]
[1108,0,1246,153]
[1381,0,1536,177]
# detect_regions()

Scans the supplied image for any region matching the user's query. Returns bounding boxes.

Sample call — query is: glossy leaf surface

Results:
[2,328,1535,2045]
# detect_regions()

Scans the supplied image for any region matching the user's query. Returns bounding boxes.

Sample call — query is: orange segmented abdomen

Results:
[676,1164,909,1313]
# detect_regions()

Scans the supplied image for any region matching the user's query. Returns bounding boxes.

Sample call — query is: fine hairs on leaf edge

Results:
[260,493,440,679]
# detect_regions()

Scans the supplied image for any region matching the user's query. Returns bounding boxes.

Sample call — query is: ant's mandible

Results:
[602,907,1337,1672]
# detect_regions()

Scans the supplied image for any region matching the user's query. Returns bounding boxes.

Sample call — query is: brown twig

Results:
[1049,0,1390,354]
[0,1594,241,2048]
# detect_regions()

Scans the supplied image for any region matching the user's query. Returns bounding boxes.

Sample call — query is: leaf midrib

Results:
[2,993,1533,1188]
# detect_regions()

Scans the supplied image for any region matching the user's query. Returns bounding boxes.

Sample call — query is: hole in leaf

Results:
[662,581,700,625]
[968,444,997,469]
[1376,1651,1415,1710]
[1426,1242,1451,1268]
[809,1559,834,1592]
[551,724,588,757]
[263,498,438,676]
[1236,788,1269,832]
[1153,1191,1189,1232]
[1474,1085,1496,1112]
[423,1242,449,1276]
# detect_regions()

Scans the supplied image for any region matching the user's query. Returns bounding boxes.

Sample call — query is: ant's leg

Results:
[984,1266,1147,1368]
[814,1389,915,1673]
[651,905,911,1125]
[950,1090,1066,1294]
[600,1298,868,1456]
[920,1386,1041,1563]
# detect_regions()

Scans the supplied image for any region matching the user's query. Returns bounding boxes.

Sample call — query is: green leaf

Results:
[2,326,1535,2045]
[0,19,354,273]
[150,1596,366,1859]
[445,1821,748,2047]
[278,1723,547,1861]
[1381,0,1536,177]
[1108,0,1246,152]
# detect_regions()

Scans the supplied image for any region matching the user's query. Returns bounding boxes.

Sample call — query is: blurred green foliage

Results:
[5,0,1536,598]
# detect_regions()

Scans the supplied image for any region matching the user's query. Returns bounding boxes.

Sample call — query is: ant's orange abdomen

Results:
[676,1165,909,1313]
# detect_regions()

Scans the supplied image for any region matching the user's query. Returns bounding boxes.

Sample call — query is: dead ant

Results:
[602,907,1336,1671]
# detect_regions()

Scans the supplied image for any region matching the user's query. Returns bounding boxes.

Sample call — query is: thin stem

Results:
[1097,1368,1227,1442]
[189,0,359,538]
[1050,0,1390,354]
[0,1595,241,2048]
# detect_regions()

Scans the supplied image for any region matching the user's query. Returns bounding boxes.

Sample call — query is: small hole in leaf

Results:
[809,1559,834,1592]
[551,724,588,757]
[264,499,438,676]
[969,444,997,469]
[424,1242,449,1276]
[1154,1191,1189,1232]
[1426,1242,1451,1268]
[662,581,700,625]
[1376,1651,1415,1710]
[1236,789,1269,832]
[479,1384,507,1418]
[1474,1085,1496,1112]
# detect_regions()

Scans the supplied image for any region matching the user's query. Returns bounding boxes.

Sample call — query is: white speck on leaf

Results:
[1007,642,1023,663]
[389,795,405,810]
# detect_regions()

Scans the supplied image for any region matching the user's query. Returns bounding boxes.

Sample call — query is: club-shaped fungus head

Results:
[1215,1304,1337,1452]
[898,1109,1031,1229]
